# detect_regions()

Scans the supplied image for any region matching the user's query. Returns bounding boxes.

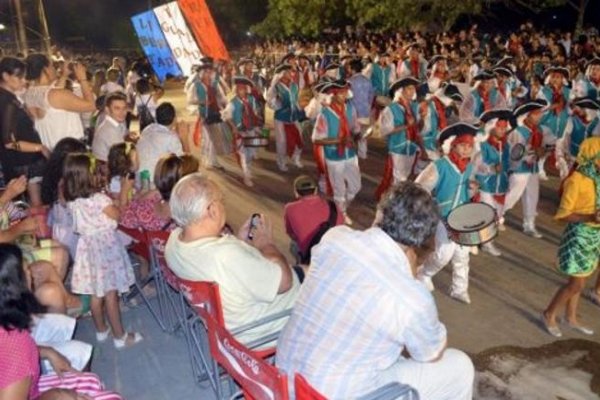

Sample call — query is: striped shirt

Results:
[275,226,447,398]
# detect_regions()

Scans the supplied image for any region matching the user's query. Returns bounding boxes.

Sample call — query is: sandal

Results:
[113,332,143,349]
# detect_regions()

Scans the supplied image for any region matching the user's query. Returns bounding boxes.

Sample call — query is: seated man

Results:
[165,173,300,344]
[284,175,343,265]
[276,182,474,399]
[91,91,130,163]
[136,102,189,184]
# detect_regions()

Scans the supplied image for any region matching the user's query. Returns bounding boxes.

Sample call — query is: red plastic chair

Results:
[178,279,290,397]
[203,310,289,400]
[294,373,420,400]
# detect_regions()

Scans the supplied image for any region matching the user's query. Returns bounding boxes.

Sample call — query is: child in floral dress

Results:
[63,153,143,349]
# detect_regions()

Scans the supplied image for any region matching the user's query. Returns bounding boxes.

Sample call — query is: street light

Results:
[0,23,6,31]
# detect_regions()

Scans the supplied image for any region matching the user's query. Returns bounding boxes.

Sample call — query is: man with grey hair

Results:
[165,173,300,345]
[276,182,474,399]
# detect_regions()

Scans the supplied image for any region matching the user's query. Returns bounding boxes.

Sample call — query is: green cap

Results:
[140,170,150,180]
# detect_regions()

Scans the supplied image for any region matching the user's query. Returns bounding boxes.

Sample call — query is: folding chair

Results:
[145,230,189,334]
[203,310,289,400]
[117,225,162,327]
[294,374,420,400]
[178,279,291,398]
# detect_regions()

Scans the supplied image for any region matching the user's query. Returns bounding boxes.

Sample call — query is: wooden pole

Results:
[37,0,52,57]
[13,0,28,56]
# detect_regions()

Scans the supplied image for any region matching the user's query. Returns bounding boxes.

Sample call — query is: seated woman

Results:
[0,243,122,400]
[2,174,79,315]
[120,153,199,232]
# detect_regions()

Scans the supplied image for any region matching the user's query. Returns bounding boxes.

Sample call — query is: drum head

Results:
[447,203,496,232]
[510,143,526,161]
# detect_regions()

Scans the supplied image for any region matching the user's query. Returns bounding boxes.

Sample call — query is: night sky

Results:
[0,0,598,52]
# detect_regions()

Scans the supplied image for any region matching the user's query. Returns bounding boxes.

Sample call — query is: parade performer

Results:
[193,60,227,169]
[574,57,600,100]
[419,83,464,163]
[375,77,423,199]
[312,80,361,225]
[222,76,264,187]
[504,100,548,238]
[473,109,513,256]
[542,137,600,337]
[460,70,507,124]
[398,43,428,81]
[565,98,600,166]
[266,64,304,171]
[416,123,480,304]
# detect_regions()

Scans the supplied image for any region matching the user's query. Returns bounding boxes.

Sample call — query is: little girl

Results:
[107,141,139,205]
[63,153,142,349]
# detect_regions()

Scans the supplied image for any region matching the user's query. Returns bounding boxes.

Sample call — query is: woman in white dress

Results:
[23,54,96,150]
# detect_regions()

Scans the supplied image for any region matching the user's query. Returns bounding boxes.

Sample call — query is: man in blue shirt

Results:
[348,59,374,159]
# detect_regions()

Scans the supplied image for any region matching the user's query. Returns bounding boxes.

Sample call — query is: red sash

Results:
[478,87,492,111]
[432,97,448,130]
[375,156,394,200]
[551,88,565,114]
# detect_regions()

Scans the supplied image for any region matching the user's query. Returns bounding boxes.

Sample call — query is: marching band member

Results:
[473,109,513,256]
[398,43,428,81]
[503,100,548,238]
[493,66,517,109]
[416,123,480,304]
[375,77,423,199]
[419,83,464,163]
[538,67,572,180]
[566,98,600,166]
[573,57,600,100]
[267,63,304,171]
[298,55,316,90]
[222,77,264,187]
[427,55,450,90]
[312,80,361,225]
[368,52,396,98]
[459,70,507,125]
[193,60,227,169]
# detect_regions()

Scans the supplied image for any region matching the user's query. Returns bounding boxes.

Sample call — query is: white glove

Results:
[556,157,569,179]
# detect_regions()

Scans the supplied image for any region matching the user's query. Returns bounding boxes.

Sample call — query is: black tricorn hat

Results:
[438,122,479,144]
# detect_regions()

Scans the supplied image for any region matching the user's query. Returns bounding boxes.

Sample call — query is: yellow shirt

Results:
[555,171,600,227]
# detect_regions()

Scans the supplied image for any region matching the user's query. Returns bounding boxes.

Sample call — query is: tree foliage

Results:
[252,0,589,38]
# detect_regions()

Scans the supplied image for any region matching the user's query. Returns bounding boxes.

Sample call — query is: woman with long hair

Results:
[0,57,50,206]
[0,243,122,399]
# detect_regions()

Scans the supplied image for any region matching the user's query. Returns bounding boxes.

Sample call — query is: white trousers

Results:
[419,222,471,295]
[479,192,505,220]
[31,313,93,373]
[381,348,474,400]
[201,124,219,167]
[391,153,416,183]
[325,156,362,212]
[357,121,371,159]
[237,129,260,177]
[274,120,302,166]
[504,173,539,225]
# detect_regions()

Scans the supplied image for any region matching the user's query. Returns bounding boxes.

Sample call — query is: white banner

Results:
[153,2,202,76]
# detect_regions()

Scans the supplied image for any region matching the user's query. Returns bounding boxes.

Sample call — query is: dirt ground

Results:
[159,84,600,396]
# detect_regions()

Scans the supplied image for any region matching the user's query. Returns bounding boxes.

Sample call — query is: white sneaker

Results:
[523,226,543,239]
[293,157,304,168]
[450,291,471,304]
[482,242,502,257]
[470,246,479,256]
[498,223,506,232]
[277,162,288,172]
[539,171,549,181]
